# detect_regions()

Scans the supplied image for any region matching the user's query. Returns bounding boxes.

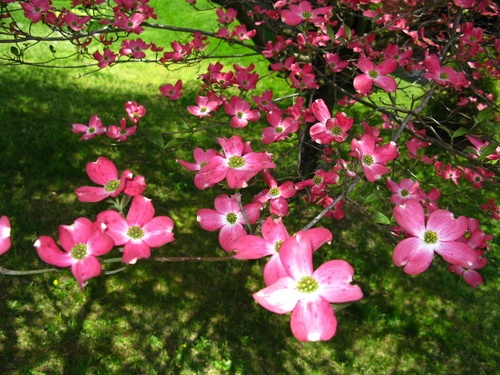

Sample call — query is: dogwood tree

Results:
[0,0,498,341]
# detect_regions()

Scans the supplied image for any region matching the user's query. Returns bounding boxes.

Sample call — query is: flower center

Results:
[401,189,409,197]
[88,127,96,133]
[104,179,121,193]
[423,230,438,244]
[274,240,283,253]
[269,187,281,197]
[331,125,342,136]
[312,175,323,185]
[363,154,374,166]
[301,11,312,19]
[439,72,449,80]
[227,156,245,169]
[296,276,319,293]
[368,70,379,79]
[200,106,208,113]
[226,212,238,225]
[237,111,244,119]
[71,243,87,260]
[275,126,284,133]
[127,225,145,240]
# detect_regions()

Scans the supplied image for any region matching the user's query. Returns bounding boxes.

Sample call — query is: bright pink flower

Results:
[64,11,90,31]
[254,170,296,216]
[0,216,11,256]
[34,218,114,288]
[216,7,237,24]
[21,0,54,23]
[350,135,398,182]
[93,48,118,68]
[386,178,421,205]
[423,54,468,89]
[72,114,107,140]
[448,252,487,288]
[392,200,479,275]
[97,195,175,264]
[161,41,192,62]
[280,2,332,26]
[480,198,500,220]
[295,169,339,196]
[230,24,256,41]
[187,95,220,118]
[106,118,137,142]
[196,194,262,252]
[177,147,220,190]
[159,80,183,100]
[418,187,441,212]
[262,110,299,144]
[466,135,500,160]
[75,157,146,203]
[198,135,276,189]
[309,99,353,144]
[119,39,150,59]
[383,43,413,67]
[324,53,349,73]
[233,217,332,286]
[233,68,259,91]
[224,96,260,129]
[253,232,363,341]
[434,161,462,185]
[124,101,146,124]
[252,90,279,112]
[353,57,398,94]
[113,12,146,34]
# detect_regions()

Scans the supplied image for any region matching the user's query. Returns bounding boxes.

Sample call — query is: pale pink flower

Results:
[253,232,363,341]
[97,195,174,264]
[196,194,262,251]
[0,216,11,256]
[34,217,114,288]
[392,200,479,275]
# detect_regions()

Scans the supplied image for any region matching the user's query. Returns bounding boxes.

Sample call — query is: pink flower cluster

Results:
[71,101,145,141]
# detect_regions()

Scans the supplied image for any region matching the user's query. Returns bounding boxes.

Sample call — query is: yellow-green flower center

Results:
[274,240,283,253]
[440,72,449,80]
[71,243,87,260]
[368,70,379,79]
[275,126,284,133]
[269,187,281,197]
[127,225,145,240]
[401,189,409,197]
[226,212,238,224]
[331,125,342,136]
[312,175,323,185]
[302,11,312,19]
[104,179,121,192]
[296,276,319,293]
[424,230,438,244]
[363,155,374,166]
[228,156,245,169]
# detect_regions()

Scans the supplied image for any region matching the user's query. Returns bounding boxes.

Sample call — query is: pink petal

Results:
[427,210,467,241]
[377,59,398,74]
[71,256,102,288]
[301,228,332,251]
[243,202,263,224]
[362,163,390,182]
[142,216,175,247]
[219,223,246,251]
[218,135,244,156]
[393,200,426,237]
[34,236,73,268]
[86,157,118,185]
[58,217,93,252]
[290,297,337,342]
[374,75,397,92]
[75,186,110,203]
[314,260,364,303]
[261,216,290,243]
[122,240,151,264]
[253,276,301,314]
[353,74,373,94]
[198,156,228,185]
[196,209,225,231]
[280,233,314,280]
[311,99,331,123]
[435,241,479,268]
[393,237,434,274]
[233,235,273,259]
[127,195,155,226]
[263,253,288,286]
[97,210,130,246]
[214,194,238,214]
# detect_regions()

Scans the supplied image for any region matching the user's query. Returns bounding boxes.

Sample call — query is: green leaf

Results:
[479,142,499,159]
[145,130,164,148]
[451,127,468,139]
[49,45,56,54]
[325,24,336,41]
[10,46,19,56]
[372,212,391,225]
[365,192,380,203]
[474,108,493,124]
[343,24,351,39]
[164,137,186,150]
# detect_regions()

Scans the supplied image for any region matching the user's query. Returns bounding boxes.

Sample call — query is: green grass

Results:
[1,2,499,374]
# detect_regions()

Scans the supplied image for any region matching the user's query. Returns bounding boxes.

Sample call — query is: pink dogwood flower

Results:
[71,114,107,140]
[261,110,299,144]
[177,147,220,190]
[309,99,354,144]
[198,135,276,189]
[280,2,332,26]
[159,80,183,100]
[392,200,479,275]
[119,39,150,59]
[350,134,398,182]
[34,217,114,288]
[75,157,146,203]
[253,232,363,341]
[353,56,398,94]
[254,169,296,216]
[423,54,468,89]
[224,96,260,129]
[386,178,421,205]
[0,216,11,256]
[93,48,118,68]
[124,101,146,124]
[196,194,262,251]
[106,118,137,142]
[187,95,220,118]
[97,195,175,264]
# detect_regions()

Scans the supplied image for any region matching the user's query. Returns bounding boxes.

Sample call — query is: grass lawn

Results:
[0,1,499,374]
